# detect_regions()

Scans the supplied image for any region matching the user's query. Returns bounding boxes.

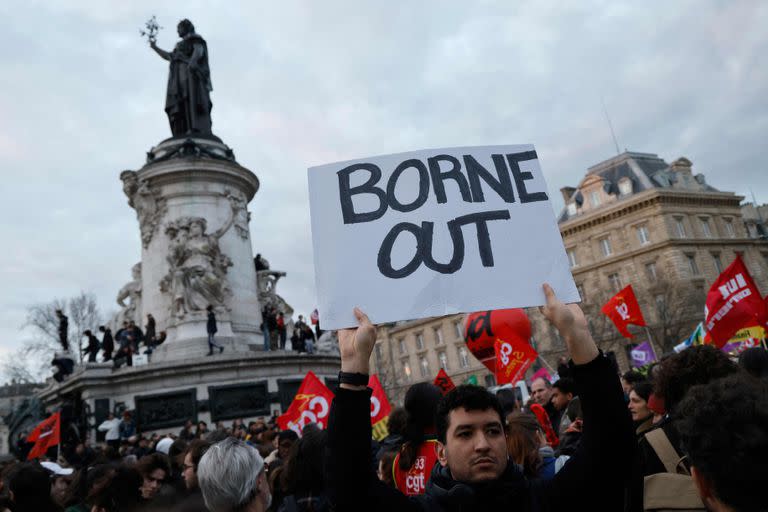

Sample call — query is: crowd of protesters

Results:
[12,288,766,511]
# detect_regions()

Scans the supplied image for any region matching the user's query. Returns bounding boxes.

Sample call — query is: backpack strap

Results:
[645,428,689,475]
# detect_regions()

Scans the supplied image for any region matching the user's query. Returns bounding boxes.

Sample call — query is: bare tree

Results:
[642,279,705,354]
[11,292,104,381]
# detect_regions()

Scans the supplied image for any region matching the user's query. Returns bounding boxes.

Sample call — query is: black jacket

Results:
[327,354,633,512]
[207,311,217,334]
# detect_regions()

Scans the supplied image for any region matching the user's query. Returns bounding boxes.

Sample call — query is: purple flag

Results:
[630,341,657,368]
[720,341,743,355]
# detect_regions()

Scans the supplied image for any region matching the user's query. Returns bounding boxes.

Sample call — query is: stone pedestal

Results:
[122,137,263,361]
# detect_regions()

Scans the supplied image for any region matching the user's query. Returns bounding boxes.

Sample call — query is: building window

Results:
[700,218,713,238]
[674,217,687,238]
[567,203,577,216]
[403,361,412,382]
[618,178,632,196]
[415,333,424,350]
[600,238,613,257]
[590,190,601,208]
[419,356,430,377]
[454,321,463,339]
[484,374,497,387]
[645,262,657,282]
[567,249,577,268]
[458,347,470,369]
[608,273,622,292]
[636,225,650,245]
[434,327,444,345]
[712,252,723,274]
[398,338,406,355]
[724,219,735,238]
[686,253,700,276]
[374,344,384,364]
[438,351,448,370]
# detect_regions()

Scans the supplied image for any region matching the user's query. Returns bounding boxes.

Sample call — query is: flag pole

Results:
[537,354,557,376]
[644,326,661,359]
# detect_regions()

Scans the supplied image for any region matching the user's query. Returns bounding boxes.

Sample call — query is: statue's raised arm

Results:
[149,40,171,61]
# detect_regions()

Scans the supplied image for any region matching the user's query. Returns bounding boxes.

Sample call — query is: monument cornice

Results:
[138,158,260,201]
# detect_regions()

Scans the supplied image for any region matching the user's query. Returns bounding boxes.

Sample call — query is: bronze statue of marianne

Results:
[150,19,213,138]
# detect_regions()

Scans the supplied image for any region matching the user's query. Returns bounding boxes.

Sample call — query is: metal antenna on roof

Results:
[601,96,621,155]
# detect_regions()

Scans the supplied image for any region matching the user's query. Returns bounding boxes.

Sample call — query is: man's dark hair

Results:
[738,347,768,379]
[552,377,575,395]
[280,429,327,496]
[8,463,58,510]
[87,465,142,511]
[136,453,170,478]
[277,430,299,444]
[653,345,737,414]
[186,440,211,470]
[400,382,443,469]
[436,385,505,444]
[621,370,646,386]
[386,407,408,437]
[675,374,768,511]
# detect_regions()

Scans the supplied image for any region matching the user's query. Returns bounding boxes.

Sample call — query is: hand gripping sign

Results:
[308,145,579,329]
[494,336,538,386]
[277,371,335,435]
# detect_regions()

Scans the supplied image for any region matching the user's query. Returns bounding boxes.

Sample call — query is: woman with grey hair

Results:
[198,438,271,512]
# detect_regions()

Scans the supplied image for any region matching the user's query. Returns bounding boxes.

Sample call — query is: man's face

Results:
[551,388,572,411]
[182,453,197,490]
[141,468,166,499]
[278,438,294,459]
[51,476,71,505]
[437,407,507,483]
[531,379,552,405]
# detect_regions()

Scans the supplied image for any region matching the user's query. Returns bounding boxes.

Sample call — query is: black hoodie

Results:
[327,354,632,512]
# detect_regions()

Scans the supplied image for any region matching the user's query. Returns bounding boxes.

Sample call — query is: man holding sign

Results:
[327,285,633,511]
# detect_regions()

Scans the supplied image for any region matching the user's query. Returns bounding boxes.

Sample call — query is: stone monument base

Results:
[36,351,340,437]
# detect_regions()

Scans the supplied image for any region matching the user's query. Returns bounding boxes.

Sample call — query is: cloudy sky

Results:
[0,1,765,380]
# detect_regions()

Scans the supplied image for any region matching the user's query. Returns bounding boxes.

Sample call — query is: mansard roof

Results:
[558,151,719,223]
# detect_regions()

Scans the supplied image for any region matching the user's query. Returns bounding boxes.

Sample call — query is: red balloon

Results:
[463,309,531,372]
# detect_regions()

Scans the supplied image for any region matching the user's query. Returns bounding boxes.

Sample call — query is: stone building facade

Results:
[372,152,768,402]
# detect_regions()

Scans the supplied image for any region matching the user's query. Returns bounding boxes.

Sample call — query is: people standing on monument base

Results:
[98,325,113,362]
[206,305,224,355]
[56,309,69,352]
[82,330,100,363]
[301,325,316,355]
[276,312,287,350]
[144,314,157,354]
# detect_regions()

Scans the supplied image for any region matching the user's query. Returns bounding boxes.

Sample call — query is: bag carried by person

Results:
[643,428,705,511]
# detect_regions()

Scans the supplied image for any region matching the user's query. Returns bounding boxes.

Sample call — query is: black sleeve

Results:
[327,387,418,512]
[534,353,634,510]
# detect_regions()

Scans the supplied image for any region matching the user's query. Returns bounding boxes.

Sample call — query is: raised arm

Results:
[327,309,416,512]
[149,41,171,61]
[535,284,634,509]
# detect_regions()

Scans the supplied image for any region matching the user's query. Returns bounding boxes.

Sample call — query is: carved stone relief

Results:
[224,190,250,240]
[120,170,167,249]
[135,389,197,430]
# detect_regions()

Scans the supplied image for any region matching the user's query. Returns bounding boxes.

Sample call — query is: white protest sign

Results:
[308,145,579,330]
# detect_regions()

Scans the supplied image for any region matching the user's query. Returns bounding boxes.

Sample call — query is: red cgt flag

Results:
[433,368,456,395]
[601,285,646,338]
[368,375,392,441]
[27,412,61,460]
[705,255,768,348]
[277,371,335,435]
[494,336,537,385]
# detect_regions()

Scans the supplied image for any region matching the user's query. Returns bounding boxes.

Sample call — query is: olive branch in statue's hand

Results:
[140,15,162,44]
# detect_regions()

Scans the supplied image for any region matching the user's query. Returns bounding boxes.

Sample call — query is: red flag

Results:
[705,255,768,348]
[368,375,392,441]
[277,371,335,435]
[601,285,646,338]
[494,336,537,385]
[27,412,61,460]
[433,368,456,395]
[529,403,559,447]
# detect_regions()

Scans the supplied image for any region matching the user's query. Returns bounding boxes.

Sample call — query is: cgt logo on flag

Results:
[277,371,335,436]
[601,285,646,338]
[494,337,537,385]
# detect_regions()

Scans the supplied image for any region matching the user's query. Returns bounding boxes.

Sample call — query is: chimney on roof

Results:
[671,157,693,172]
[560,187,576,203]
